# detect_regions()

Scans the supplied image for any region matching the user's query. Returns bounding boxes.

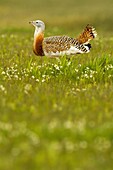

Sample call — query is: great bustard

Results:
[29,20,97,57]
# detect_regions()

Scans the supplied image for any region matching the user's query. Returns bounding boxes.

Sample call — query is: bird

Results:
[29,20,97,57]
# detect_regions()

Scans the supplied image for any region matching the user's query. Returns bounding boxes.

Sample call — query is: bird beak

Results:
[29,21,36,27]
[29,21,33,24]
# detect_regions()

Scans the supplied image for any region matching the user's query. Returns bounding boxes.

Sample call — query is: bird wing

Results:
[43,36,76,53]
[43,35,90,56]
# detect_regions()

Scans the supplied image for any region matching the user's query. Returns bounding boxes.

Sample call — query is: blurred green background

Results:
[0,0,113,36]
[0,0,113,170]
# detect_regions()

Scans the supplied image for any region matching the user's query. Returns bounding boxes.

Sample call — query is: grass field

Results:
[0,0,113,170]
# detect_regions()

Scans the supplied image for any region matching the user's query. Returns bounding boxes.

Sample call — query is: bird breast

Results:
[33,33,44,56]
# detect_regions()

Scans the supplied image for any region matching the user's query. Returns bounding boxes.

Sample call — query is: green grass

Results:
[0,0,113,170]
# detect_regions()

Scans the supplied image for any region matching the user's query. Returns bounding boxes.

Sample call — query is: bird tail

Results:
[76,24,97,44]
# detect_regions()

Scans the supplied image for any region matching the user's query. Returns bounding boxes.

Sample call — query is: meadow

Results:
[0,0,113,170]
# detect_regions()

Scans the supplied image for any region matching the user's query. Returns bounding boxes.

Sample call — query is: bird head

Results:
[29,20,45,32]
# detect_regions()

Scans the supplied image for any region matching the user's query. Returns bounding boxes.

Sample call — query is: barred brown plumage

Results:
[29,20,97,57]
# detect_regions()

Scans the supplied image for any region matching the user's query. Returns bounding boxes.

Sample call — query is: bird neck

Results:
[34,27,43,38]
[33,30,44,56]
